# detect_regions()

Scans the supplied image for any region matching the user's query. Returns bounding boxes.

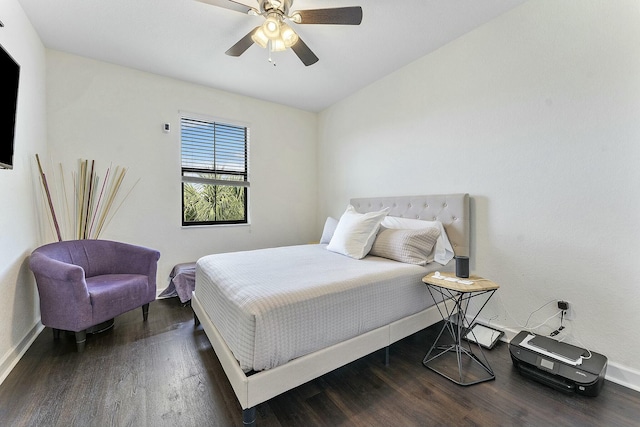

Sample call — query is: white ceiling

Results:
[17,0,527,112]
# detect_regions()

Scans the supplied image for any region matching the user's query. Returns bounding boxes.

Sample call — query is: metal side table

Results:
[422,272,500,386]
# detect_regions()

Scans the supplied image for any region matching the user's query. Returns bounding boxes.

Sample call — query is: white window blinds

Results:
[180,116,249,187]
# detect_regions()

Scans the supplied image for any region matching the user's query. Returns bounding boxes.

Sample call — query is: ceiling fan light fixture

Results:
[280,23,299,48]
[251,27,269,48]
[270,37,287,52]
[262,14,281,39]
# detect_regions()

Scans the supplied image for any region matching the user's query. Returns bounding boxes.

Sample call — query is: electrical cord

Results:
[551,318,593,360]
[550,310,565,337]
[462,291,594,357]
[493,293,559,331]
[472,291,594,360]
[526,310,563,331]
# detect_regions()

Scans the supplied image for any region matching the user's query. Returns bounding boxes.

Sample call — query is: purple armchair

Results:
[29,239,160,352]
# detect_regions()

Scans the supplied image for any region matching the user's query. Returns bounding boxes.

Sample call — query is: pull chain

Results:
[268,40,277,66]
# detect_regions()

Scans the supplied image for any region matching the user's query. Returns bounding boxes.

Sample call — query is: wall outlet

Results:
[558,300,573,320]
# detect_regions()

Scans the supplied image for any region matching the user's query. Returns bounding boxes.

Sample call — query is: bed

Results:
[191,193,470,426]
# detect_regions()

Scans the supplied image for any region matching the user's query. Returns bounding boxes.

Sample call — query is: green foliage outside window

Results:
[183,183,246,223]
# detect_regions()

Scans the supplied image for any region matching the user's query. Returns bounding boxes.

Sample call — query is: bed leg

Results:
[193,311,200,327]
[384,346,390,366]
[242,407,256,426]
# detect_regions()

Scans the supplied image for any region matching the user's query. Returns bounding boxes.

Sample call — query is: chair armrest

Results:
[113,243,160,303]
[29,252,92,324]
[111,243,160,274]
[29,252,85,283]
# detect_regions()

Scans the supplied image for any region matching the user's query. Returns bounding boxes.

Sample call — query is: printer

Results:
[509,331,607,397]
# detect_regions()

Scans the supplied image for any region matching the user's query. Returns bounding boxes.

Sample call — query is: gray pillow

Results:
[320,216,338,244]
[369,226,441,265]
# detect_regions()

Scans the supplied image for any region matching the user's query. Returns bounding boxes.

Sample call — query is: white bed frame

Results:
[191,193,470,426]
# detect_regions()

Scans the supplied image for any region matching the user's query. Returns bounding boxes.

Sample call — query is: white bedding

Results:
[195,244,444,372]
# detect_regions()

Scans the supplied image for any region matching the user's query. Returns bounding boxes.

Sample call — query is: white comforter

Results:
[195,244,442,372]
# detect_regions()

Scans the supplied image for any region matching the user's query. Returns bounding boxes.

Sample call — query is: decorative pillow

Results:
[380,216,455,265]
[370,226,441,265]
[320,216,338,244]
[327,205,389,259]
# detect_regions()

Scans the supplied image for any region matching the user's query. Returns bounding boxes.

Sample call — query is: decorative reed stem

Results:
[35,154,62,242]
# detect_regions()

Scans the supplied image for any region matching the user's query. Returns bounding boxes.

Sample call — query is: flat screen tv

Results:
[0,42,20,170]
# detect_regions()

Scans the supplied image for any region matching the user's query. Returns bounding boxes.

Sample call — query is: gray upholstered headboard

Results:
[350,193,470,258]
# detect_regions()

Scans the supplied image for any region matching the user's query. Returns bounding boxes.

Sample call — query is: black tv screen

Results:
[0,42,20,170]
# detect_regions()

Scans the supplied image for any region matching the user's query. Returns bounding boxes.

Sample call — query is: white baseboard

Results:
[0,321,44,386]
[473,320,640,393]
[603,362,640,393]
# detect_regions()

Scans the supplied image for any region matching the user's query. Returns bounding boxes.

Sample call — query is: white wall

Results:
[318,0,640,388]
[0,0,48,382]
[45,51,318,285]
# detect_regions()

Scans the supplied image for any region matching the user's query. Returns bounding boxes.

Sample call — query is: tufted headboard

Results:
[350,193,470,258]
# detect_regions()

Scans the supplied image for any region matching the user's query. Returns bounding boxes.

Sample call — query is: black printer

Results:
[509,331,607,397]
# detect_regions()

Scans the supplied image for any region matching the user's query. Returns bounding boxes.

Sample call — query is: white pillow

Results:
[370,226,441,265]
[380,216,455,265]
[320,216,338,244]
[327,205,389,259]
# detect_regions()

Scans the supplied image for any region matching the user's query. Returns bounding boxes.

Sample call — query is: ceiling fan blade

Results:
[295,6,363,25]
[291,37,319,66]
[225,27,259,57]
[196,0,255,14]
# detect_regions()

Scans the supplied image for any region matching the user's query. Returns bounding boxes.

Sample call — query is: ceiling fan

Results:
[197,0,363,66]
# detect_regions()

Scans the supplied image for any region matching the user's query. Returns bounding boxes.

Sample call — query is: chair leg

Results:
[75,330,87,353]
[142,303,149,321]
[52,328,61,340]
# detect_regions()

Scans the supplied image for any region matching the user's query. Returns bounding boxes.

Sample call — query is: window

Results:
[181,115,249,226]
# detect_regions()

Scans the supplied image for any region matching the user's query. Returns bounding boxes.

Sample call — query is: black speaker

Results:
[455,256,469,278]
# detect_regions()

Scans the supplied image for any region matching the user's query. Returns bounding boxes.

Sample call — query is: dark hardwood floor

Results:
[1,297,638,426]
